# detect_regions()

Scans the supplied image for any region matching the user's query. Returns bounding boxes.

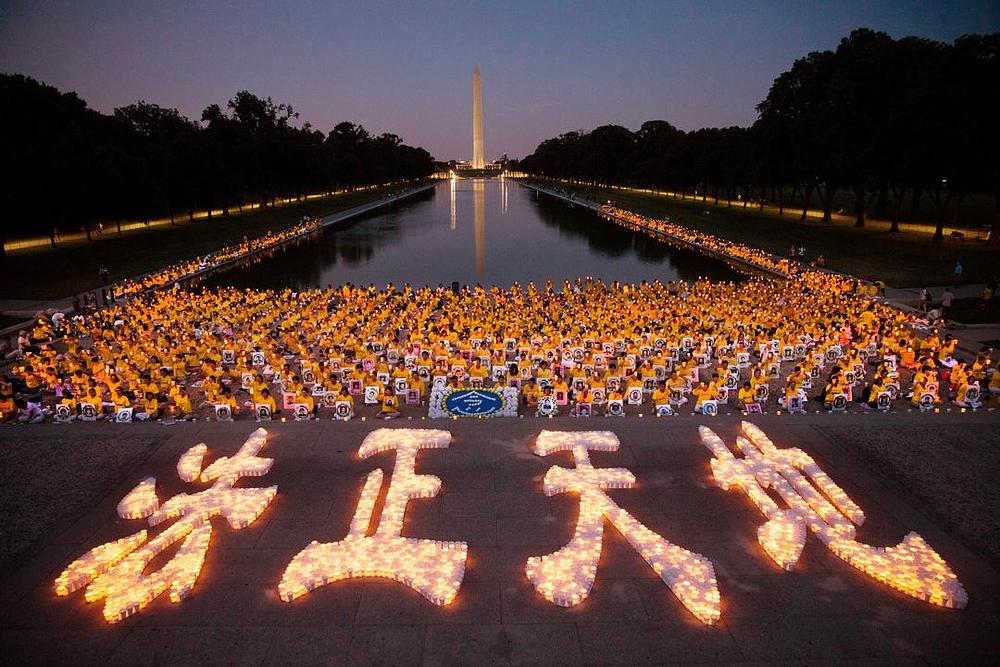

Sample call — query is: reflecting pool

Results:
[201,178,743,290]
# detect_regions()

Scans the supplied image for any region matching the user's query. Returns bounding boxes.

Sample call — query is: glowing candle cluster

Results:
[279,428,468,606]
[117,478,159,520]
[176,444,207,482]
[526,430,721,625]
[699,421,967,608]
[55,428,278,622]
[53,531,147,597]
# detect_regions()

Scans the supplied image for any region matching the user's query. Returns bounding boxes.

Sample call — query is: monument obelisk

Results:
[472,65,485,169]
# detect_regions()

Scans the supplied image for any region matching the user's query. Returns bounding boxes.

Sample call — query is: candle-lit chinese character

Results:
[278,429,467,606]
[700,422,967,608]
[526,430,721,625]
[55,428,277,623]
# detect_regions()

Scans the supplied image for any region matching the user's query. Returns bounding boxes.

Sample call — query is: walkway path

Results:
[562,180,990,240]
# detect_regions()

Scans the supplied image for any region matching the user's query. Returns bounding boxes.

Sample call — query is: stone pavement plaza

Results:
[1,414,997,665]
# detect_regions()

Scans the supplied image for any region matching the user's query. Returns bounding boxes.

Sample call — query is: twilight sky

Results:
[2,1,997,161]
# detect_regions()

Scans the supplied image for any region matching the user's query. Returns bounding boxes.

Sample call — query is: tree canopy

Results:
[0,75,435,244]
[518,29,1000,243]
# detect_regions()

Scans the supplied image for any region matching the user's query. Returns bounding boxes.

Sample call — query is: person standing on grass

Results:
[953,260,963,283]
[941,288,954,320]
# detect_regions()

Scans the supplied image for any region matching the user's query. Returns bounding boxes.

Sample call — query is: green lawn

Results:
[540,181,999,287]
[0,185,412,300]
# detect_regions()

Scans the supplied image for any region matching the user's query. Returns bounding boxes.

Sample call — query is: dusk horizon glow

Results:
[2,0,997,161]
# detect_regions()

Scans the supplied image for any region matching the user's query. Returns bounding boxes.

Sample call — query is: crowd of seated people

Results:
[597,204,796,276]
[110,185,429,298]
[3,274,996,425]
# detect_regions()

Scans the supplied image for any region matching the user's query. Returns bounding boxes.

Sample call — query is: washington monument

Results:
[472,65,485,169]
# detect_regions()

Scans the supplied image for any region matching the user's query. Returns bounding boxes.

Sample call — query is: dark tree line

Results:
[0,74,435,250]
[518,30,1000,245]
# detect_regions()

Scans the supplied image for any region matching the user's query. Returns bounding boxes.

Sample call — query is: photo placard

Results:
[334,401,353,420]
[626,387,644,405]
[537,395,558,416]
[54,404,72,423]
[80,403,98,422]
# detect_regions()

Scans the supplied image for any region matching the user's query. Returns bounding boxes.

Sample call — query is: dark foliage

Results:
[518,30,1000,244]
[0,76,435,245]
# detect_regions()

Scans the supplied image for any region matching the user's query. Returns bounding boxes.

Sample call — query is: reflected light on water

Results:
[201,179,744,289]
[450,176,457,231]
[474,179,485,278]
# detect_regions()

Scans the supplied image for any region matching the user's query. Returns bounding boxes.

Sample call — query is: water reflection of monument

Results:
[450,176,457,230]
[474,179,485,277]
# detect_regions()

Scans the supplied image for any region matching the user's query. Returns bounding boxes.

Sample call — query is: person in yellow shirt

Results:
[257,387,279,416]
[691,381,718,413]
[522,379,539,407]
[217,386,239,417]
[171,387,194,420]
[953,378,980,407]
[377,386,400,418]
[58,390,78,420]
[551,374,569,399]
[0,394,15,423]
[737,381,755,408]
[468,358,489,382]
[134,391,158,421]
[651,381,671,409]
